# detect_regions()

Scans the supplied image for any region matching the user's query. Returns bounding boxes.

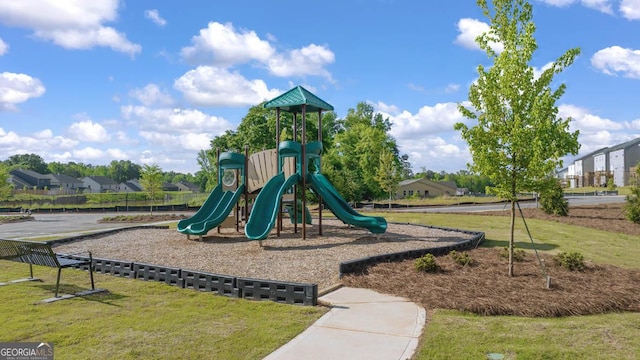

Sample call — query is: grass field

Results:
[369,211,640,360]
[2,210,638,359]
[0,264,325,359]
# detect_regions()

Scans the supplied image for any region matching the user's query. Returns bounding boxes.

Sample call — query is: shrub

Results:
[539,179,568,216]
[553,251,585,271]
[414,254,440,273]
[625,174,640,224]
[499,247,526,262]
[449,250,474,266]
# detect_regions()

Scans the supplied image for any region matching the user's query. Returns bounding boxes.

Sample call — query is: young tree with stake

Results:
[455,0,580,276]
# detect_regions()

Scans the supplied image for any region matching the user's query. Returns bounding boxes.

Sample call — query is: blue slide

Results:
[177,183,245,236]
[308,173,387,234]
[245,172,301,240]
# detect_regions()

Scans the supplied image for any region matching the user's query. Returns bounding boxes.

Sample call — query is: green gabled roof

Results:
[264,85,334,112]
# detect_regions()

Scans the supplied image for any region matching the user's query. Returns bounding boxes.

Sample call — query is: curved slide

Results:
[308,173,387,234]
[245,172,301,240]
[177,184,245,236]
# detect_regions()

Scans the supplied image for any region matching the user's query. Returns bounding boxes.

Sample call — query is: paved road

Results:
[1,196,625,239]
[0,211,193,240]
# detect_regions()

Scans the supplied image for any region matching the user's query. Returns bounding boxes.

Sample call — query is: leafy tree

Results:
[0,163,13,200]
[375,149,402,208]
[323,102,402,201]
[140,164,164,214]
[5,153,49,173]
[108,160,141,184]
[196,149,217,192]
[454,0,580,276]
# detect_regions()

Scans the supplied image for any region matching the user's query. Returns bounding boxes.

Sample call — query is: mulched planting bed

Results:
[342,247,640,317]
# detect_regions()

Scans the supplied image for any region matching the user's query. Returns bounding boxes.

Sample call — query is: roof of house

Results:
[399,178,457,191]
[83,176,119,186]
[46,173,83,184]
[124,181,143,191]
[608,136,640,152]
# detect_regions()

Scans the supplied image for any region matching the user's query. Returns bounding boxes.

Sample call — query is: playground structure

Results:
[178,86,387,241]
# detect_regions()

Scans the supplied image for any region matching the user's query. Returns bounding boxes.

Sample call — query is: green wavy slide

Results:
[177,183,245,236]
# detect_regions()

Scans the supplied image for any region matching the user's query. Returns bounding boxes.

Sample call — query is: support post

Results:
[276,108,281,237]
[301,105,307,240]
[318,109,323,236]
[293,112,298,234]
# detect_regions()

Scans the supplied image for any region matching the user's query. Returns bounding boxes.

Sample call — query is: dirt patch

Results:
[343,247,640,317]
[343,203,640,317]
[98,214,188,223]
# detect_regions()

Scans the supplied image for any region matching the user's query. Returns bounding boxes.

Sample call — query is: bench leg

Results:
[55,268,62,298]
[89,253,95,290]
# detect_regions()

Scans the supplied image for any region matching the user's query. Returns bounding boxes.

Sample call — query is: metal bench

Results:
[0,239,95,298]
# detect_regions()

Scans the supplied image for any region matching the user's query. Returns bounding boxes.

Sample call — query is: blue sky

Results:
[0,0,639,175]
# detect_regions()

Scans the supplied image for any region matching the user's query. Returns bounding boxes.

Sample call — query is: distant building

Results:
[162,182,179,192]
[563,136,640,187]
[396,178,457,199]
[81,176,119,193]
[175,180,200,192]
[120,180,143,192]
[46,173,83,194]
[9,169,51,190]
[608,137,640,187]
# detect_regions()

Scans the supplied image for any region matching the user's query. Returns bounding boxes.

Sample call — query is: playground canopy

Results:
[263,85,334,112]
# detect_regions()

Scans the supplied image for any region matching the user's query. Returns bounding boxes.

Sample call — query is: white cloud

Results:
[129,84,173,106]
[181,22,275,66]
[174,66,281,106]
[384,102,468,140]
[267,44,335,80]
[144,9,166,27]
[0,72,45,111]
[444,83,460,93]
[120,105,232,135]
[371,101,473,172]
[620,0,640,19]
[591,46,640,79]
[557,104,639,157]
[537,0,613,13]
[0,0,140,56]
[0,38,7,55]
[0,128,78,158]
[180,22,334,80]
[454,18,503,54]
[68,118,110,142]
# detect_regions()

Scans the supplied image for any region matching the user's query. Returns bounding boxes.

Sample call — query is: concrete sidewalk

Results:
[264,287,426,360]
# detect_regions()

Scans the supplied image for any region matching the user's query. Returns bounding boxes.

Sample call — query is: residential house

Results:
[81,176,119,193]
[9,169,51,190]
[608,137,640,187]
[175,180,200,192]
[46,173,83,194]
[396,178,457,199]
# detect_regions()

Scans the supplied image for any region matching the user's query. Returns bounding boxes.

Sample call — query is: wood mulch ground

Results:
[343,202,640,317]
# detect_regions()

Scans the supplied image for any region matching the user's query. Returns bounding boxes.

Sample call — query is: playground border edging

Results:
[49,224,483,306]
[338,223,485,277]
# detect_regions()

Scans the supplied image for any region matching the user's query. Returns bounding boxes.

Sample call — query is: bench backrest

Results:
[0,239,60,267]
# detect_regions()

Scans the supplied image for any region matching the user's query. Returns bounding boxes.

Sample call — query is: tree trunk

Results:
[388,193,392,209]
[509,199,515,277]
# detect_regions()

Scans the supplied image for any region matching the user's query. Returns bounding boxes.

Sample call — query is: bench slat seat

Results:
[0,239,95,297]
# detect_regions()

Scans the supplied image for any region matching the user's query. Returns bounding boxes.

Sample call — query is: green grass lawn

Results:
[0,265,325,359]
[2,211,638,359]
[370,211,640,359]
